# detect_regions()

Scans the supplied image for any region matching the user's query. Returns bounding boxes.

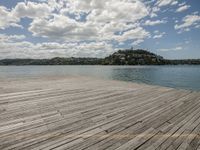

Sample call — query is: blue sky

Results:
[0,0,200,59]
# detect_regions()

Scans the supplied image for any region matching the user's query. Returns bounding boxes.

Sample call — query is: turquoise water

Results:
[0,65,199,91]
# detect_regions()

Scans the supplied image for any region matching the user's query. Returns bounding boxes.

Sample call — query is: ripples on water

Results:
[0,65,199,91]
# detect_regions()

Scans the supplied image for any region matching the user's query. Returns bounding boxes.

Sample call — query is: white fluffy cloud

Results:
[144,20,167,26]
[0,40,114,59]
[0,6,20,29]
[0,34,26,42]
[131,39,144,46]
[176,4,190,12]
[0,2,51,29]
[0,0,151,45]
[0,0,196,58]
[158,46,183,52]
[85,0,148,23]
[27,0,150,43]
[153,31,166,39]
[114,27,150,42]
[156,0,178,7]
[13,2,51,18]
[0,0,153,58]
[175,14,200,32]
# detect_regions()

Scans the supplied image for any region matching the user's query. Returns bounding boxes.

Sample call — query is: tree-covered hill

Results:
[103,49,165,65]
[0,49,199,65]
[0,57,103,65]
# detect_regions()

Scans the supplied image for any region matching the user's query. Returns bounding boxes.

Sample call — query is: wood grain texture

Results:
[0,76,199,150]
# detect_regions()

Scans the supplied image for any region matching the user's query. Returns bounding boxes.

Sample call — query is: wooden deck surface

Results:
[0,76,200,150]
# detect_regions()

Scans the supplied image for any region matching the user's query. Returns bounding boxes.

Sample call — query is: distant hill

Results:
[0,49,199,65]
[103,49,165,65]
[0,57,103,65]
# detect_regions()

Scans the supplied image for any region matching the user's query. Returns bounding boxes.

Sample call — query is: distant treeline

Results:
[163,59,200,65]
[0,49,200,65]
[0,57,103,65]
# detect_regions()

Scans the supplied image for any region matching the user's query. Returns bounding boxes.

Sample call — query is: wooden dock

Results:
[0,76,200,150]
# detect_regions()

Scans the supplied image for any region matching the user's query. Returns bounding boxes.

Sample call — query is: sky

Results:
[0,0,200,59]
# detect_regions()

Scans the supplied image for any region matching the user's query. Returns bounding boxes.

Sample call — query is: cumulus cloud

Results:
[0,40,114,59]
[0,34,26,42]
[0,0,153,58]
[27,0,150,43]
[0,0,150,43]
[156,0,178,7]
[175,14,200,32]
[144,20,167,26]
[153,31,166,39]
[178,2,186,7]
[28,15,101,41]
[0,1,51,29]
[86,0,148,23]
[131,39,144,46]
[13,1,51,19]
[171,1,178,6]
[3,0,194,58]
[158,46,183,52]
[176,4,190,12]
[149,6,160,18]
[0,6,21,29]
[114,27,150,42]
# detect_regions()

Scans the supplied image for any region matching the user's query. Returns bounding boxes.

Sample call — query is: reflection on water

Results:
[0,65,199,91]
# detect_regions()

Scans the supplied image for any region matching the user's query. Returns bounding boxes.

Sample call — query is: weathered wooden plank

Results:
[12,91,185,150]
[47,91,189,149]
[72,92,191,150]
[115,128,158,150]
[0,76,199,150]
[136,94,200,150]
[145,100,200,150]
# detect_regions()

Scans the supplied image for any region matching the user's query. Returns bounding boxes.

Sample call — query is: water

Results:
[0,65,199,91]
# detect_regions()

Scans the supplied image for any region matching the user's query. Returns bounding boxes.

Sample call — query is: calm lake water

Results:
[0,65,200,91]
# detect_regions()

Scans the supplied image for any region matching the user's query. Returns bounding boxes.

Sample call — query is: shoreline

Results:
[0,72,199,92]
[0,75,189,94]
